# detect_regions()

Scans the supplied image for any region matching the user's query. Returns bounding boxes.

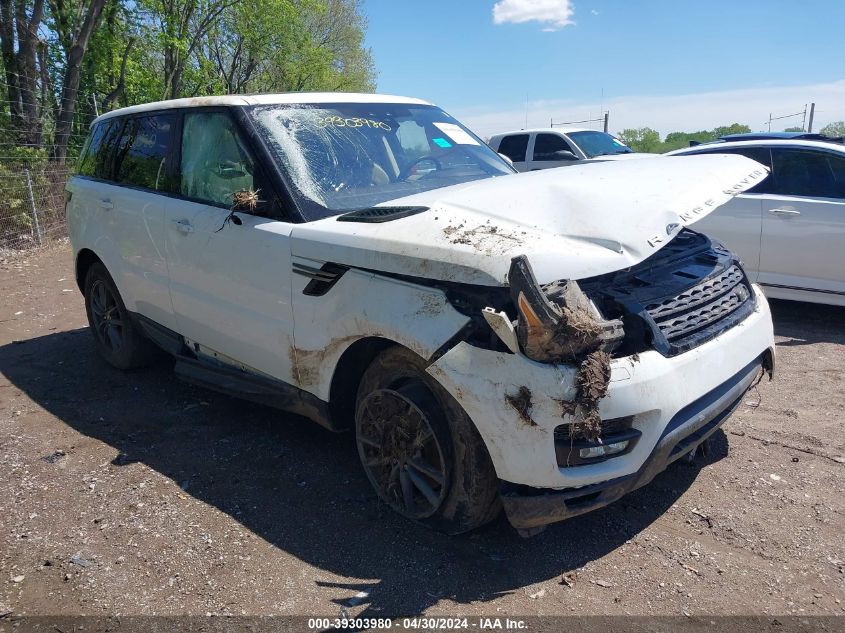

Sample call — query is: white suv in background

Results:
[489,128,653,172]
[670,133,845,306]
[67,94,775,536]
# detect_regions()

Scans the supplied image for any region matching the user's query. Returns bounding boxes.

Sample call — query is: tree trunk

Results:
[51,0,107,163]
[0,0,45,145]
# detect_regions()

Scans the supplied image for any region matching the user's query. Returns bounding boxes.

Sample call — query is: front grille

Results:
[647,266,752,342]
[581,230,756,358]
[645,265,744,320]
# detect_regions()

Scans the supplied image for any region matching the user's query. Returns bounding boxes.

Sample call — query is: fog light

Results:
[579,440,630,460]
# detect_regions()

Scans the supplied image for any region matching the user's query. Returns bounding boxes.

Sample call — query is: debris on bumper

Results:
[508,255,621,439]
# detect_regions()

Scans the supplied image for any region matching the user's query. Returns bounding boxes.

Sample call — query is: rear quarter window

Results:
[77,119,122,180]
[496,134,529,162]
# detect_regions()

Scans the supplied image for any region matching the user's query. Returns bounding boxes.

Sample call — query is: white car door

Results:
[91,113,179,330]
[692,196,764,281]
[683,147,773,281]
[165,109,297,384]
[526,132,581,170]
[758,147,845,296]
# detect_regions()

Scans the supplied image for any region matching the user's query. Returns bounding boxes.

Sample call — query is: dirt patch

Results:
[292,335,360,387]
[415,292,445,317]
[442,223,521,253]
[505,386,536,427]
[571,351,612,440]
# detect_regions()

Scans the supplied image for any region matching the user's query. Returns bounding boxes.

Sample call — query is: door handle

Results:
[768,207,801,216]
[172,219,194,234]
[99,199,113,210]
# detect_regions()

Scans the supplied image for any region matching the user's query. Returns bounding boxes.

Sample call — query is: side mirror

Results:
[214,161,248,179]
[534,149,579,162]
[498,152,514,166]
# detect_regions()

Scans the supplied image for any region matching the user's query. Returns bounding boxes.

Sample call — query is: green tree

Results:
[618,127,661,153]
[662,130,716,152]
[711,123,751,138]
[275,0,375,92]
[0,0,377,162]
[783,126,803,132]
[820,121,845,137]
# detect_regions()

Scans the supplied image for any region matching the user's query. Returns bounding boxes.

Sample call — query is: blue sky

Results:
[362,0,845,137]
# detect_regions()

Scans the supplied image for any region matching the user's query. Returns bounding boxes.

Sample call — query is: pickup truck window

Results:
[248,103,512,221]
[533,133,574,160]
[497,134,529,162]
[567,131,633,158]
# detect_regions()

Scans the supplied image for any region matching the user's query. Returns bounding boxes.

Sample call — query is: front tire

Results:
[355,346,501,534]
[84,262,156,370]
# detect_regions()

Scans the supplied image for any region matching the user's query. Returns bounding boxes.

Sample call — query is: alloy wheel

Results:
[356,385,449,519]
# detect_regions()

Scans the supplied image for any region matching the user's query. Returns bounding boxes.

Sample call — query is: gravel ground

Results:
[0,244,843,619]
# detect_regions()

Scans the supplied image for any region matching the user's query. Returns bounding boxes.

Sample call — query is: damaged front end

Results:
[426,227,775,533]
[507,255,624,441]
[495,230,765,442]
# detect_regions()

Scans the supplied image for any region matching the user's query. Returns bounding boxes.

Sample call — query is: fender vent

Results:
[293,262,349,296]
[336,206,428,223]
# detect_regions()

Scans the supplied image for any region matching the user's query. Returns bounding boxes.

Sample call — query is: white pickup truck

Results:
[489,127,654,171]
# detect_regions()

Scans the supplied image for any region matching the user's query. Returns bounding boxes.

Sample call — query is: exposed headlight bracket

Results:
[507,255,623,363]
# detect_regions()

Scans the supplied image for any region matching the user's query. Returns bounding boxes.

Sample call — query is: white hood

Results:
[290,154,768,286]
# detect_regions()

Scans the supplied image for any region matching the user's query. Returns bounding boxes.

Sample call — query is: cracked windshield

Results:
[249,103,513,220]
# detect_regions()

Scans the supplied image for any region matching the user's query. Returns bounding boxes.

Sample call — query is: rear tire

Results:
[84,262,156,370]
[355,346,501,534]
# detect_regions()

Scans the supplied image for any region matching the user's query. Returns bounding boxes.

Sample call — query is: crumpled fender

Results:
[291,263,469,400]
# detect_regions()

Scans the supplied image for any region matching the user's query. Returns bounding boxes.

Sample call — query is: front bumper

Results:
[499,354,763,529]
[426,285,775,528]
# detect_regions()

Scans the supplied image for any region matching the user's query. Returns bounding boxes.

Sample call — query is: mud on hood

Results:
[290,154,768,286]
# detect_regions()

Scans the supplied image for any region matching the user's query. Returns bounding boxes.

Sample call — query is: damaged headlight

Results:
[507,255,624,364]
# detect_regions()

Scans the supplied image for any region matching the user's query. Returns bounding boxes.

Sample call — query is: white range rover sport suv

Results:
[67,93,776,536]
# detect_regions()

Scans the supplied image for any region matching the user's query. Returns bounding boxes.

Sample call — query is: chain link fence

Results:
[0,159,73,255]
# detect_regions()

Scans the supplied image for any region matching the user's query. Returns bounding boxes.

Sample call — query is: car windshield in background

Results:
[568,131,634,158]
[248,103,513,220]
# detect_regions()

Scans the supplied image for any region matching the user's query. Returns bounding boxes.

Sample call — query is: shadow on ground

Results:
[770,299,845,346]
[0,328,730,617]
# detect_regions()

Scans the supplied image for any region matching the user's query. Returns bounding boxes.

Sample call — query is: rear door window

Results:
[113,113,176,191]
[532,133,575,161]
[496,134,529,162]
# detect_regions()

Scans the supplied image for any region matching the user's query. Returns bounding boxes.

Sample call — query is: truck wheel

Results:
[355,346,501,534]
[84,262,156,370]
